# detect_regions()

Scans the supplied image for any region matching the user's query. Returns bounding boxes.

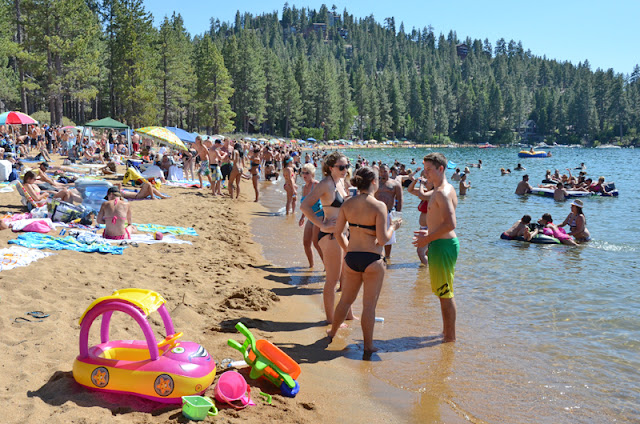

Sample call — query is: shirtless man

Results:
[374,164,403,259]
[194,136,212,189]
[459,174,471,195]
[413,153,459,343]
[515,174,533,195]
[501,215,534,241]
[220,138,233,183]
[207,139,224,195]
[450,168,462,182]
[263,148,279,180]
[553,182,568,201]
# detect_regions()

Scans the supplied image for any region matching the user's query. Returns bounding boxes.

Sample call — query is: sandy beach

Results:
[0,162,408,423]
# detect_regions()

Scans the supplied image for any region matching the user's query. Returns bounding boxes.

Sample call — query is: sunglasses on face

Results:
[334,164,350,171]
[301,171,311,175]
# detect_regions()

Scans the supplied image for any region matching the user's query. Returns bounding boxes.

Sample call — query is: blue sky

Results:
[145,0,639,75]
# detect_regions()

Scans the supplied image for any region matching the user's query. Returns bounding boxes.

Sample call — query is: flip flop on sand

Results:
[118,241,139,247]
[14,311,50,323]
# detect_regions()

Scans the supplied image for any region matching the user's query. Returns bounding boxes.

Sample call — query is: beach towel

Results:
[165,180,210,188]
[104,233,192,245]
[0,246,54,272]
[133,223,198,236]
[8,233,126,255]
[10,218,54,233]
[1,212,33,223]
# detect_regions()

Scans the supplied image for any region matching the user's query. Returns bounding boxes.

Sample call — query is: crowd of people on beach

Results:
[3,121,609,356]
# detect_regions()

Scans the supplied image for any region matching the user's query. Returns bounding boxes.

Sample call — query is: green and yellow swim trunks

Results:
[427,238,459,298]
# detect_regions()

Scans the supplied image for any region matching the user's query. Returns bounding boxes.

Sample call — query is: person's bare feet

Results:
[363,346,379,354]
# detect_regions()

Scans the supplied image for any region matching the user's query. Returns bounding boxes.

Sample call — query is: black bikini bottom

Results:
[318,230,334,242]
[344,251,384,272]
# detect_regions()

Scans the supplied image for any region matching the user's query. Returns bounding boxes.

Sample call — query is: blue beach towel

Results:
[133,223,198,236]
[8,233,126,255]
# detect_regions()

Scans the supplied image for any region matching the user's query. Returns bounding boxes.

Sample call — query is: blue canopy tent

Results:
[165,127,197,143]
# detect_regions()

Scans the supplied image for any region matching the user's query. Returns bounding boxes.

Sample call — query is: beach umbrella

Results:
[306,137,316,142]
[0,111,38,125]
[165,126,196,143]
[135,126,188,151]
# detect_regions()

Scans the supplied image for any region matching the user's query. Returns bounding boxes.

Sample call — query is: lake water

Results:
[252,146,639,423]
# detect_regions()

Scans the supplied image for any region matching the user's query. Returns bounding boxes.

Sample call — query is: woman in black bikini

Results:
[328,166,401,354]
[248,145,262,202]
[301,151,354,324]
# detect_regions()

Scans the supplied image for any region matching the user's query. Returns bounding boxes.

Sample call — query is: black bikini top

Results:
[348,222,376,231]
[323,176,345,208]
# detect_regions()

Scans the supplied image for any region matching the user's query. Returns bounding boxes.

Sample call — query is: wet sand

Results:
[0,161,410,423]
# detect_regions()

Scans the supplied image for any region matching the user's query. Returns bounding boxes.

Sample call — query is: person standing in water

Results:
[283,155,298,214]
[408,170,433,266]
[375,164,403,259]
[301,151,354,324]
[328,166,401,354]
[413,153,459,343]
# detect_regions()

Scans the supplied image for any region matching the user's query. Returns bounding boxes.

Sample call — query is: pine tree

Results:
[111,0,159,126]
[263,49,283,134]
[159,13,194,126]
[233,32,266,132]
[21,0,102,124]
[193,36,235,134]
[336,66,355,138]
[281,65,302,137]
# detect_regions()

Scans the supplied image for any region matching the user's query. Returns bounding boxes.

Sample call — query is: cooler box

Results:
[75,179,113,212]
[0,159,11,181]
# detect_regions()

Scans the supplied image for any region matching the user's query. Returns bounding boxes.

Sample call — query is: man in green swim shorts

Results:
[413,153,459,343]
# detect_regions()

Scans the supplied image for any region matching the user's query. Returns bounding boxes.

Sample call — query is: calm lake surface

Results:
[252,146,639,423]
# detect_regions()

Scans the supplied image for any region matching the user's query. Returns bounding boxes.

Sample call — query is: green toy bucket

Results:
[182,395,218,421]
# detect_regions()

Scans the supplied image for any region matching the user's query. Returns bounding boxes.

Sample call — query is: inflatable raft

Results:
[530,187,618,198]
[518,151,549,158]
[500,233,560,244]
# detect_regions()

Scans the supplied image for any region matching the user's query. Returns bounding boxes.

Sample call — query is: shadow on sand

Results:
[28,371,179,416]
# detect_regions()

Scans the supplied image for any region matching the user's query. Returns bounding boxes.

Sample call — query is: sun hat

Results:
[571,199,584,208]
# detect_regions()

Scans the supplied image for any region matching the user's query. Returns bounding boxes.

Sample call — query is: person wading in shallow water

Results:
[301,151,355,324]
[374,164,403,259]
[413,153,460,343]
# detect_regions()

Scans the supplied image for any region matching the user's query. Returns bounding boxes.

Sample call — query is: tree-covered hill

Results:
[1,1,638,145]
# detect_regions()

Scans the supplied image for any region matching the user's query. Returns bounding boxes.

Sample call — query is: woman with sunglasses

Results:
[298,163,324,267]
[301,151,354,324]
[328,166,401,353]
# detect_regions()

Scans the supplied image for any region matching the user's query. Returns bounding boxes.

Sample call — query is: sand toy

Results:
[72,288,216,403]
[227,322,300,397]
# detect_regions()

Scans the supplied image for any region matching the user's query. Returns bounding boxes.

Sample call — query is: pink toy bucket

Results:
[214,371,255,409]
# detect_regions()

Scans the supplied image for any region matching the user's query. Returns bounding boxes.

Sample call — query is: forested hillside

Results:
[1,1,638,145]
